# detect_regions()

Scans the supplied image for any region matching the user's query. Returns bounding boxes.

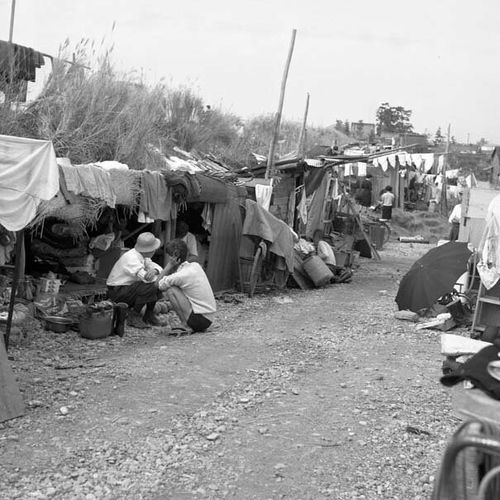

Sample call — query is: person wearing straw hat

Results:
[107,232,165,328]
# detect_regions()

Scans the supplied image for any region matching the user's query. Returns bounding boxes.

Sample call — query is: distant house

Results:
[351,122,376,141]
[379,132,428,148]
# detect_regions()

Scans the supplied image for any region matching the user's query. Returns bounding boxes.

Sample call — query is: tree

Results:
[343,120,350,135]
[334,120,344,132]
[375,103,413,135]
[434,127,444,145]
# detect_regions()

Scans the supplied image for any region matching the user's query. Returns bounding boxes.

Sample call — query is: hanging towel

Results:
[0,134,59,231]
[357,162,367,177]
[411,154,423,171]
[344,163,354,176]
[140,170,171,220]
[387,154,397,168]
[201,203,214,233]
[421,153,435,173]
[379,156,389,172]
[255,181,273,211]
[397,153,407,166]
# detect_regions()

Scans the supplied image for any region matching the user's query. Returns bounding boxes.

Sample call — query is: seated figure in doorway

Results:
[176,221,199,262]
[106,232,165,328]
[312,230,352,283]
[157,239,216,333]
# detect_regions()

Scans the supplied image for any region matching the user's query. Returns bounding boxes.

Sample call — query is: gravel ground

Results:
[0,240,464,499]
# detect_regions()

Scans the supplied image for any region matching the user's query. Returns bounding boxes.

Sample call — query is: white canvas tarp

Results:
[0,134,59,231]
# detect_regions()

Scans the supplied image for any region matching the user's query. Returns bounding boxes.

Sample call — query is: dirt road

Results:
[0,242,458,499]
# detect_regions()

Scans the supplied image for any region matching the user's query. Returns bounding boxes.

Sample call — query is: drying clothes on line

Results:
[0,134,59,231]
[0,40,45,83]
[61,164,116,208]
[357,162,367,177]
[140,170,171,221]
[242,199,294,273]
[387,154,397,168]
[421,153,435,173]
[255,181,273,211]
[410,154,423,170]
[344,163,354,176]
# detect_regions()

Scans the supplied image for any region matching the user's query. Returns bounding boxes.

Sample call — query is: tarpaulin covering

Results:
[242,199,294,272]
[0,134,59,230]
[191,174,228,203]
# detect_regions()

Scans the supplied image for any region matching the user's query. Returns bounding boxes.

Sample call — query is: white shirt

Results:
[448,204,462,224]
[182,232,198,257]
[106,248,161,286]
[381,191,395,207]
[317,241,336,266]
[158,261,216,317]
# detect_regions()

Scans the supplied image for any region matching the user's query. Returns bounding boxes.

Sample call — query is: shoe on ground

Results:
[127,311,149,329]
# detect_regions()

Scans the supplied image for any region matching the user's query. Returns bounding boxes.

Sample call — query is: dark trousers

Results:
[107,282,162,312]
[381,205,392,220]
[449,222,460,241]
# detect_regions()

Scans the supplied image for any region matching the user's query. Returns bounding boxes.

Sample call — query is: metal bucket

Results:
[303,255,333,287]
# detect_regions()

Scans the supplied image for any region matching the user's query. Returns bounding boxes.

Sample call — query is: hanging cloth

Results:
[255,180,273,211]
[0,134,59,231]
[297,188,308,225]
[201,203,214,233]
[357,162,367,177]
[140,171,171,220]
[306,173,329,239]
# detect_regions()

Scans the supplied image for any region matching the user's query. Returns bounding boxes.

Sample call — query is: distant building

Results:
[379,132,428,148]
[351,121,376,141]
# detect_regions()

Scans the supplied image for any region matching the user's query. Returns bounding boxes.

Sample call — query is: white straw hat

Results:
[134,232,161,253]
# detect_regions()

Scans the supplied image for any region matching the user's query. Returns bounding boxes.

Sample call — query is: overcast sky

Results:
[1,0,499,144]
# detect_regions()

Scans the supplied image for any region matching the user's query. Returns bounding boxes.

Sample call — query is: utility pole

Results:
[265,29,297,180]
[297,92,310,158]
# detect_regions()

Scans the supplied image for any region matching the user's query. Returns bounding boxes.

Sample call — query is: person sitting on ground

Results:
[380,185,395,221]
[106,232,165,328]
[312,230,352,283]
[176,221,198,262]
[157,239,216,333]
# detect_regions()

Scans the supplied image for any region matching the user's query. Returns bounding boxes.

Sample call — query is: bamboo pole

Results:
[297,92,310,158]
[4,230,23,350]
[442,124,451,215]
[9,0,16,43]
[265,29,297,180]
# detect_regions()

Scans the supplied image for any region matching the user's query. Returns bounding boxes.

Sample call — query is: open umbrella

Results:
[395,241,472,312]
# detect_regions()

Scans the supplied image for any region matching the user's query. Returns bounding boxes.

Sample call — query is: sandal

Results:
[168,326,193,337]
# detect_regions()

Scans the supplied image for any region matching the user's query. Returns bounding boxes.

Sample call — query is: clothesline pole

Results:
[265,29,297,180]
[441,124,451,216]
[4,229,23,351]
[297,92,310,158]
[8,0,16,43]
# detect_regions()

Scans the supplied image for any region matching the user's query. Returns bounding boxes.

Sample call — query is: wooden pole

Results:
[442,124,451,215]
[8,0,16,43]
[4,230,23,350]
[297,92,310,158]
[265,29,297,180]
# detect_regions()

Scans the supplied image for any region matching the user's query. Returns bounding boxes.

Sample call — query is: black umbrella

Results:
[395,241,472,312]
